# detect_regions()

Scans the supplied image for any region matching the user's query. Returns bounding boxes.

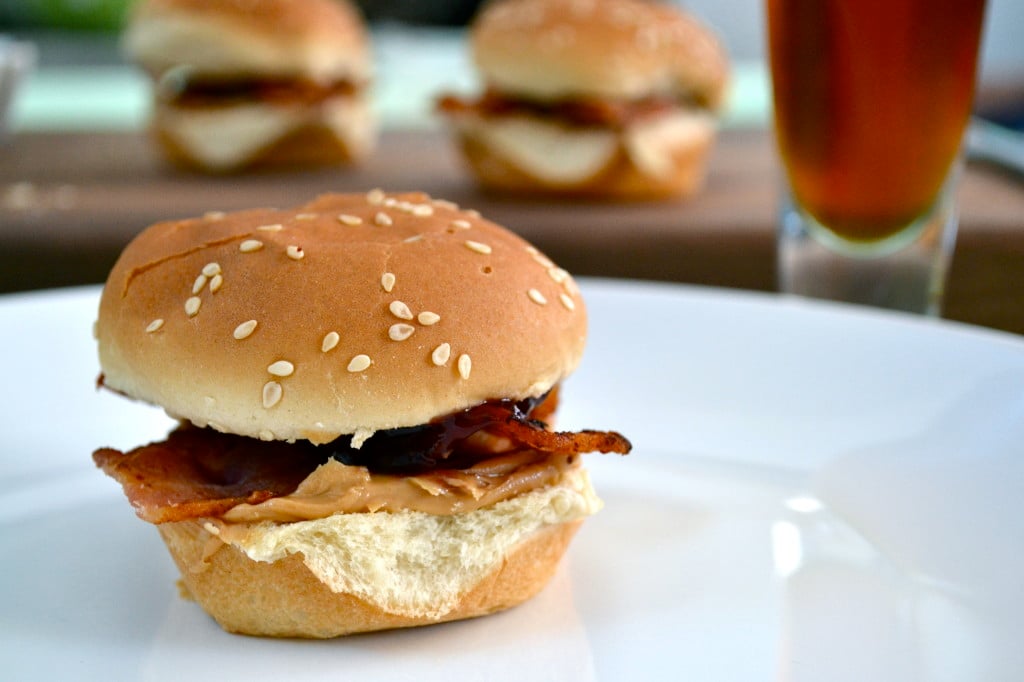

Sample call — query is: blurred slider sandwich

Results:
[438,0,730,200]
[123,0,376,172]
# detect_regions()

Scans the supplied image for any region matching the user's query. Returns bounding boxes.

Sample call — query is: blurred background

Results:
[2,0,1023,132]
[1,0,1023,334]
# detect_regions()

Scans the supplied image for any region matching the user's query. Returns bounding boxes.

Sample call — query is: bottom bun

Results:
[155,122,358,172]
[448,110,716,200]
[161,518,581,638]
[157,469,601,638]
[152,95,376,173]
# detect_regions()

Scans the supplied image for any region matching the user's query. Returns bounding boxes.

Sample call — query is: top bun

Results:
[471,0,729,108]
[96,192,587,446]
[123,0,371,82]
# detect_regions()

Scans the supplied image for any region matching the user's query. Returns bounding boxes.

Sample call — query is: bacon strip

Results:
[492,418,632,456]
[328,392,630,471]
[94,397,630,525]
[160,75,359,108]
[437,90,683,128]
[93,427,328,524]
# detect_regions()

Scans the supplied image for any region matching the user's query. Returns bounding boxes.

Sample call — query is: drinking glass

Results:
[766,0,988,314]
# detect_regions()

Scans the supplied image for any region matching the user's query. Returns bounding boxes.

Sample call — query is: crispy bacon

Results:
[317,389,629,472]
[93,394,631,524]
[93,427,329,524]
[489,419,632,456]
[437,89,681,128]
[158,73,359,109]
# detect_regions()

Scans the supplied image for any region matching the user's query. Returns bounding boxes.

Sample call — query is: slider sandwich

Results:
[93,191,631,637]
[123,0,375,172]
[438,0,730,199]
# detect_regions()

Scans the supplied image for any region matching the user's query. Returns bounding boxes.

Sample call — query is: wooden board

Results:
[2,128,1023,333]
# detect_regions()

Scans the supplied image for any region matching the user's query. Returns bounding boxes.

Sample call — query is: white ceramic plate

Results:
[2,281,1022,681]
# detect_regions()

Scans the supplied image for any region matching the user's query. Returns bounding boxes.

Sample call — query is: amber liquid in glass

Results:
[768,0,986,243]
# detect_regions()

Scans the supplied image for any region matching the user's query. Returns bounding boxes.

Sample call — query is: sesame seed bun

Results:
[96,192,587,446]
[123,0,371,82]
[471,0,729,107]
[439,0,729,199]
[122,0,375,172]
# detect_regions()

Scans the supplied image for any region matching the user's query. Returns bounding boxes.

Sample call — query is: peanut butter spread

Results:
[219,449,579,524]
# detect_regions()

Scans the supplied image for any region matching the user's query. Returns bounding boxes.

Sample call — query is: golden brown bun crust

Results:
[451,114,716,200]
[159,519,581,638]
[96,192,586,444]
[132,0,362,34]
[124,0,371,81]
[471,0,729,108]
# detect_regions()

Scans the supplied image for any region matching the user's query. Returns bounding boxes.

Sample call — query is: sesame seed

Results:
[322,331,340,352]
[432,343,451,366]
[374,212,393,227]
[145,319,164,333]
[294,213,317,220]
[433,199,459,210]
[258,430,276,441]
[560,293,576,310]
[465,240,492,255]
[384,198,400,208]
[458,354,472,380]
[240,239,263,253]
[366,188,385,205]
[209,274,223,293]
[451,219,471,229]
[185,296,201,317]
[548,267,569,283]
[268,360,295,377]
[347,354,372,372]
[233,319,258,339]
[202,262,221,277]
[191,273,208,295]
[257,223,283,232]
[204,211,225,220]
[389,300,414,320]
[381,272,396,292]
[262,381,283,409]
[286,245,304,260]
[528,288,548,305]
[418,311,440,326]
[404,234,424,243]
[389,323,415,341]
[338,214,362,226]
[412,204,434,217]
[465,209,481,218]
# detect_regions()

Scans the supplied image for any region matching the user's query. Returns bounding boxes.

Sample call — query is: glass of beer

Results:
[767,0,987,314]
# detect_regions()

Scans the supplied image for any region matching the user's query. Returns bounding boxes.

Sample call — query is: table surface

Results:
[2,128,1023,334]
